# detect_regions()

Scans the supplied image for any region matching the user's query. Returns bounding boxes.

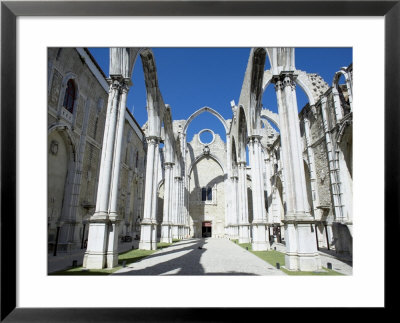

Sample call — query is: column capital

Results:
[164,162,175,169]
[248,135,262,144]
[107,76,131,92]
[120,82,131,94]
[272,72,297,91]
[146,136,161,146]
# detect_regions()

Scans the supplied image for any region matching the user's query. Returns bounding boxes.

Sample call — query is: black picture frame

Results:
[1,0,396,321]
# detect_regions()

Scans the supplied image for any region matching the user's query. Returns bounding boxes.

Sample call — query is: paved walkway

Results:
[49,238,352,275]
[114,238,285,276]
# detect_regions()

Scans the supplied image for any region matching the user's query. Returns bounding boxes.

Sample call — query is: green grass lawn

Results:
[50,242,173,276]
[235,241,343,276]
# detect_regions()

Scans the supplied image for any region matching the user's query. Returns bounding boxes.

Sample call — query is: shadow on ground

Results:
[113,238,259,276]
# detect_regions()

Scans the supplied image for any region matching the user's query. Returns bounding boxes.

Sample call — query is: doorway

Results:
[202,221,212,237]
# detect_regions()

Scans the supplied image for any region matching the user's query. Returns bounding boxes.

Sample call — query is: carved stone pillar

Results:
[172,174,180,240]
[160,162,174,243]
[238,161,250,243]
[139,136,160,250]
[106,82,129,266]
[264,152,273,225]
[177,177,183,239]
[84,77,129,269]
[249,135,269,250]
[230,175,239,240]
[273,73,321,271]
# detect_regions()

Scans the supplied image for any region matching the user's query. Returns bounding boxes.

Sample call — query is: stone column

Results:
[264,152,273,225]
[151,146,160,243]
[332,89,343,123]
[180,177,186,238]
[230,175,239,240]
[185,175,191,237]
[177,177,182,239]
[161,162,174,243]
[84,78,128,269]
[172,174,180,240]
[303,116,321,219]
[248,135,269,250]
[273,73,321,271]
[225,135,232,236]
[139,136,160,250]
[124,170,134,234]
[106,82,129,266]
[238,161,250,243]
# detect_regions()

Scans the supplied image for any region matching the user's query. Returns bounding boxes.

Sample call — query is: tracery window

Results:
[63,79,75,113]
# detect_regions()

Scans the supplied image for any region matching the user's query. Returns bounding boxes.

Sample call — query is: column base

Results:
[160,223,172,243]
[252,241,270,251]
[83,216,108,269]
[251,222,269,251]
[239,224,251,244]
[83,252,106,269]
[233,225,239,240]
[160,237,172,244]
[285,252,322,271]
[106,252,119,268]
[172,225,179,240]
[139,221,157,250]
[139,240,157,250]
[283,219,321,271]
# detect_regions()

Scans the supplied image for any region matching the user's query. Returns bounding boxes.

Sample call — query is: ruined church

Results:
[47,47,352,272]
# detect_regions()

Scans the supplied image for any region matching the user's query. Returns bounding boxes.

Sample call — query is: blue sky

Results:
[88,47,352,142]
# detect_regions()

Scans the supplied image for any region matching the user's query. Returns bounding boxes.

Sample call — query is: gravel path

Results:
[113,238,285,276]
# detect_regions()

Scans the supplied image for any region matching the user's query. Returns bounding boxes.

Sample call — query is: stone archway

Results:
[183,106,228,135]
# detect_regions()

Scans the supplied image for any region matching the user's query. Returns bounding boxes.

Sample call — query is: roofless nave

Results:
[47,47,353,272]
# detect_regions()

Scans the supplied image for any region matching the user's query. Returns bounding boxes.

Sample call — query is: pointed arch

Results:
[260,109,280,130]
[188,153,226,176]
[183,106,228,135]
[48,123,77,162]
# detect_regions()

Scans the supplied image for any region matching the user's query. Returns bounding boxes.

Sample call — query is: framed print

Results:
[1,0,396,321]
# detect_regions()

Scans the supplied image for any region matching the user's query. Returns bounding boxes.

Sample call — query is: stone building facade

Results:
[48,47,352,271]
[186,130,227,238]
[47,48,145,255]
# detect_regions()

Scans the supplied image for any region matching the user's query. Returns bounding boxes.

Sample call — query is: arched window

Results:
[207,187,212,200]
[201,187,207,201]
[63,79,75,113]
[201,186,213,201]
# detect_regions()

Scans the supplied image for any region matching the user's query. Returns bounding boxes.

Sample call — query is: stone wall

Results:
[47,48,146,253]
[186,132,227,238]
